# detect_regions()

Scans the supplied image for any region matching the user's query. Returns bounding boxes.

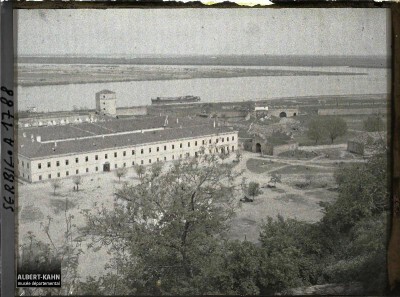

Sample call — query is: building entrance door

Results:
[103,162,110,172]
[255,143,262,153]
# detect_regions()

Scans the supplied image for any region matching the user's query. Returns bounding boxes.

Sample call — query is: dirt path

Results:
[243,152,365,176]
[299,144,347,151]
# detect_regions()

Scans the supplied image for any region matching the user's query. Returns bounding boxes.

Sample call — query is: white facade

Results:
[255,106,269,111]
[96,90,117,117]
[18,114,97,128]
[18,132,238,183]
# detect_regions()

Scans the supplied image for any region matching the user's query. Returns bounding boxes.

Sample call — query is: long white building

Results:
[17,115,238,183]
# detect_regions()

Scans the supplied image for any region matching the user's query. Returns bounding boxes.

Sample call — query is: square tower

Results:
[96,90,117,117]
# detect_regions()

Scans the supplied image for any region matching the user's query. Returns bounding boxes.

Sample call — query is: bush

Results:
[279,149,318,159]
[363,115,385,132]
[307,116,348,144]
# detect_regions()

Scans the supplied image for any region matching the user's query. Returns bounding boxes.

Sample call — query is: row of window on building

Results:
[31,137,235,170]
[35,145,235,181]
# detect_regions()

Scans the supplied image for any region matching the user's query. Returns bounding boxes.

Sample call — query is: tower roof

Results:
[96,89,115,94]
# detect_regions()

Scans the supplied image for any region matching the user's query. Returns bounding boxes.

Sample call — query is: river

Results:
[16,65,390,112]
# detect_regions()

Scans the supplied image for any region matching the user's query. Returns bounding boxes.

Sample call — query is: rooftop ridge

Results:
[40,126,165,144]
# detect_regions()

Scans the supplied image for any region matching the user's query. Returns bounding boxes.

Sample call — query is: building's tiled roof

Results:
[21,125,94,142]
[19,116,214,142]
[18,117,234,159]
[17,110,92,119]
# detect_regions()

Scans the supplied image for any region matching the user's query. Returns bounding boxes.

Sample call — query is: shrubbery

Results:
[307,116,348,144]
[363,115,385,132]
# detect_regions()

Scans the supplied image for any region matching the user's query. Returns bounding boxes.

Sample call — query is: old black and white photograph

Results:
[15,8,390,295]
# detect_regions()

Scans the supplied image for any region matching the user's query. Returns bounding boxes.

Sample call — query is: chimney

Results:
[54,141,57,147]
[176,118,179,124]
[36,135,41,142]
[23,132,26,138]
[164,115,169,126]
[213,120,216,128]
[31,134,34,139]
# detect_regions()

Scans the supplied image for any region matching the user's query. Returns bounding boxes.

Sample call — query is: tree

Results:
[307,117,325,144]
[115,167,128,182]
[219,151,228,160]
[81,154,242,295]
[307,116,348,145]
[51,179,61,195]
[258,216,324,295]
[269,173,281,187]
[220,114,227,126]
[319,150,389,294]
[247,182,262,200]
[322,213,387,294]
[322,152,389,235]
[134,164,145,180]
[150,162,163,179]
[18,199,82,296]
[235,149,243,162]
[73,176,82,191]
[201,103,212,114]
[214,240,262,295]
[323,116,348,144]
[363,115,385,132]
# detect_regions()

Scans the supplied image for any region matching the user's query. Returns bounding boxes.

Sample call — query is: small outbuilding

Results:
[242,132,298,156]
[347,140,365,155]
[347,132,386,155]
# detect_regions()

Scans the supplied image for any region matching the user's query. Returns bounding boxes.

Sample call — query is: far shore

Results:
[17,65,366,87]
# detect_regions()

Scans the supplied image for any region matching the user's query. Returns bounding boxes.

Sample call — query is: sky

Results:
[16,8,390,57]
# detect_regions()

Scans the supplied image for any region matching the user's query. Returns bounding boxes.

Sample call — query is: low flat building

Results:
[254,106,269,112]
[17,111,96,128]
[263,141,299,156]
[242,132,298,156]
[347,132,385,155]
[269,108,299,118]
[17,116,238,183]
[18,90,147,127]
[254,106,269,119]
[347,140,365,155]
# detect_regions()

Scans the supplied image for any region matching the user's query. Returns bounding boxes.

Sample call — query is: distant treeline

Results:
[17,55,390,68]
